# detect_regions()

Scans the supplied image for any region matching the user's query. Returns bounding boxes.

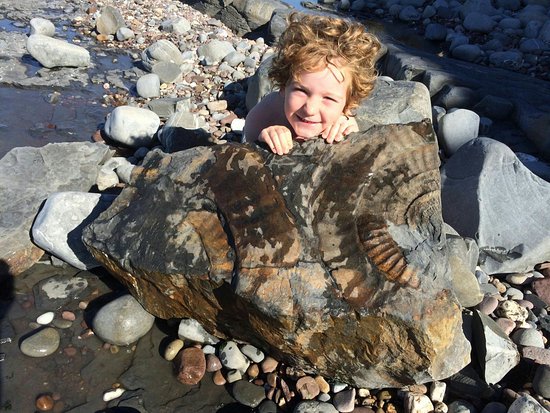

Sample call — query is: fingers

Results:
[259,126,293,155]
[323,116,359,143]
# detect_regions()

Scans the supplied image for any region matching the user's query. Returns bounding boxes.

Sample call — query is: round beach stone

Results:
[504,287,524,300]
[438,108,479,156]
[481,402,507,413]
[175,347,206,385]
[136,73,160,98]
[478,295,498,315]
[511,328,544,348]
[92,294,155,346]
[213,370,226,385]
[219,341,249,371]
[463,12,496,33]
[296,376,320,400]
[294,401,339,413]
[495,318,516,335]
[36,311,55,325]
[30,17,55,36]
[20,327,60,357]
[104,106,160,147]
[496,300,528,322]
[405,393,434,413]
[232,380,266,408]
[164,338,184,361]
[206,354,222,372]
[261,356,278,373]
[333,388,356,412]
[241,344,265,363]
[534,365,550,398]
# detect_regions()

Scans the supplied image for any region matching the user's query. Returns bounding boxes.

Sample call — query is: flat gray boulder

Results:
[441,138,550,274]
[32,192,116,270]
[356,78,432,130]
[0,142,112,275]
[26,34,90,68]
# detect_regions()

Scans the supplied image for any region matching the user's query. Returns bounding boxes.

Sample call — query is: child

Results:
[244,12,381,155]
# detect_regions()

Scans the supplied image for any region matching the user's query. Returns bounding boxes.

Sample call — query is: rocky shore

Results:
[1,0,550,412]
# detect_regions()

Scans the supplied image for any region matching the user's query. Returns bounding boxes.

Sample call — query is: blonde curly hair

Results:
[269,12,381,113]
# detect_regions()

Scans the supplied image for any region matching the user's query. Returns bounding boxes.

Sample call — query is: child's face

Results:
[282,65,350,139]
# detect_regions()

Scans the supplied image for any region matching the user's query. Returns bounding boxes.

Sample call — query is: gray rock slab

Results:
[0,142,112,275]
[26,34,90,68]
[32,192,116,270]
[92,294,155,346]
[151,61,183,84]
[472,310,520,384]
[104,106,160,147]
[441,138,550,273]
[159,111,210,152]
[356,78,432,131]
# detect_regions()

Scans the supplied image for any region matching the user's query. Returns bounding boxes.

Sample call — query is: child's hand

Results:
[258,125,293,155]
[322,115,359,144]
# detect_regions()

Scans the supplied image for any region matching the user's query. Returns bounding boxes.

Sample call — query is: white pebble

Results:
[202,344,216,354]
[226,369,242,383]
[332,383,348,393]
[164,339,184,361]
[430,381,446,403]
[405,393,434,413]
[36,311,55,325]
[103,387,125,402]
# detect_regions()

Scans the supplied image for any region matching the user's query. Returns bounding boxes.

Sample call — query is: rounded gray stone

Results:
[96,6,126,35]
[151,61,183,83]
[511,328,544,348]
[463,12,496,33]
[30,17,55,36]
[197,40,236,65]
[136,73,161,98]
[425,23,448,41]
[258,399,278,413]
[20,327,60,357]
[92,295,155,346]
[26,34,90,68]
[293,401,339,413]
[452,44,483,62]
[104,105,160,147]
[232,380,266,408]
[438,109,480,156]
[116,27,135,41]
[534,365,550,398]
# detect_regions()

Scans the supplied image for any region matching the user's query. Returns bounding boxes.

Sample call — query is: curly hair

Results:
[269,12,381,112]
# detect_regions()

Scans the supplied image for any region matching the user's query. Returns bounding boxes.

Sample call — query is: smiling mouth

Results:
[297,115,320,124]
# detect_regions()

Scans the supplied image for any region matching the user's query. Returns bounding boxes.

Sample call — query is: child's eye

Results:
[324,96,338,103]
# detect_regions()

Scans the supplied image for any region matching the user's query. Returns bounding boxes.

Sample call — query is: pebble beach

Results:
[2,0,550,412]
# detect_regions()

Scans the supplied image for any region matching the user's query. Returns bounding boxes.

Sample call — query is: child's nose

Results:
[303,98,320,115]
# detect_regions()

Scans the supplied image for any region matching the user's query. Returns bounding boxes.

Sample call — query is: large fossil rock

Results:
[83,121,470,388]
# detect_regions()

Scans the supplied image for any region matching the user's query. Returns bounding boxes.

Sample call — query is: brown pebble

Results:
[78,301,88,310]
[206,354,222,372]
[212,369,226,385]
[261,356,278,373]
[63,347,77,357]
[174,347,206,385]
[61,311,76,321]
[266,372,278,388]
[51,393,61,402]
[386,402,398,413]
[21,299,33,310]
[52,401,65,413]
[102,343,111,351]
[407,384,427,394]
[109,345,119,354]
[266,386,276,400]
[247,363,259,379]
[79,328,94,339]
[253,379,265,386]
[296,376,320,400]
[280,378,292,402]
[314,375,330,394]
[36,394,54,411]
